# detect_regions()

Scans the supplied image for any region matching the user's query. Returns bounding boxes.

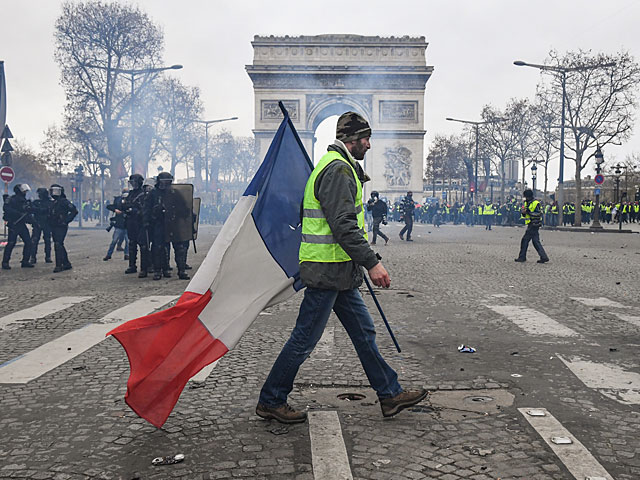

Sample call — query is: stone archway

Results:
[246,34,433,200]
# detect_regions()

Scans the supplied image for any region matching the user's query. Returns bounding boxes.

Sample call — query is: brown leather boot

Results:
[380,389,429,417]
[256,403,307,424]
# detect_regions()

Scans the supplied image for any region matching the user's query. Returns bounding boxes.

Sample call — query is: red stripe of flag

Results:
[107,290,228,428]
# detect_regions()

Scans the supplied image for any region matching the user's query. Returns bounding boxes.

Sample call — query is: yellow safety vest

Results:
[524,200,540,225]
[299,151,366,263]
[483,205,495,215]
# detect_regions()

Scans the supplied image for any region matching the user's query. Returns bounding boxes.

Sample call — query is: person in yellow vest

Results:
[515,189,549,263]
[256,112,427,424]
[483,200,495,230]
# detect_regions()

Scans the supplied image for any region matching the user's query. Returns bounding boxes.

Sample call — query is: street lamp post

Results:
[531,162,538,197]
[192,117,238,192]
[446,116,505,204]
[591,148,604,229]
[88,160,108,226]
[613,163,627,231]
[513,59,615,227]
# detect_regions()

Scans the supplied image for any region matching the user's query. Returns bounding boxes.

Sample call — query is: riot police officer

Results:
[48,184,78,273]
[143,172,189,280]
[123,174,150,277]
[30,187,54,264]
[399,191,415,241]
[366,191,389,245]
[2,183,34,269]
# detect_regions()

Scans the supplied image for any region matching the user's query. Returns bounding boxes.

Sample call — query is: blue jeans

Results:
[106,228,128,256]
[259,287,402,407]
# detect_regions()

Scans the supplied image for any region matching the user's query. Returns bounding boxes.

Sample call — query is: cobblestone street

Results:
[0,223,639,479]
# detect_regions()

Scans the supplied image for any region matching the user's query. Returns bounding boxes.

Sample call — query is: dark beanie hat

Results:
[336,111,371,143]
[523,189,534,199]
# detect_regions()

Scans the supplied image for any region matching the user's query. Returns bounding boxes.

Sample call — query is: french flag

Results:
[108,104,313,428]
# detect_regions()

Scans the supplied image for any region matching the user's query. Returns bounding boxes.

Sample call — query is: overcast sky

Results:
[3,0,639,187]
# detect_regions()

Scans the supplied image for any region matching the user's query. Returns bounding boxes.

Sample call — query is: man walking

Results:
[366,191,389,245]
[399,191,415,241]
[256,112,427,424]
[515,189,549,264]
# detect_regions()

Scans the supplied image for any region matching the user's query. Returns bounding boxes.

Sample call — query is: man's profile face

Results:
[348,136,370,160]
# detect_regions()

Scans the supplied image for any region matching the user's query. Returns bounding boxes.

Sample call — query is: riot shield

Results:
[193,197,201,240]
[164,184,194,243]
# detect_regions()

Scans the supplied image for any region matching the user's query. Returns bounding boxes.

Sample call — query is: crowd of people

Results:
[377,197,640,229]
[102,173,194,281]
[2,183,78,272]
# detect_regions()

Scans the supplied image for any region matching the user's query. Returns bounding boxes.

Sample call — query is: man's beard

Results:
[351,141,367,160]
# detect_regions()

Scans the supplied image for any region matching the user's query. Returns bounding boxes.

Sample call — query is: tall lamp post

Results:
[513,59,615,226]
[82,63,183,177]
[613,163,627,231]
[590,148,604,230]
[88,160,108,226]
[531,162,538,197]
[192,116,238,192]
[446,116,505,204]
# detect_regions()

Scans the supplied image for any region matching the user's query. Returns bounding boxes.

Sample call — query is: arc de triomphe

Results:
[246,35,433,199]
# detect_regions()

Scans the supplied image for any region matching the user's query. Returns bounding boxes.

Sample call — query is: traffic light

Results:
[216,187,221,203]
[469,186,475,193]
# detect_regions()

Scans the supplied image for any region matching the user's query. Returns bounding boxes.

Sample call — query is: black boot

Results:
[45,257,52,264]
[138,270,148,278]
[153,272,162,281]
[178,271,190,280]
[124,267,137,274]
[1,263,10,270]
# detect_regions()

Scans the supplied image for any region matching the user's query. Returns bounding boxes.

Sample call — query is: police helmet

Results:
[128,174,144,190]
[14,183,31,195]
[36,187,49,200]
[49,184,64,197]
[371,191,379,198]
[156,171,174,189]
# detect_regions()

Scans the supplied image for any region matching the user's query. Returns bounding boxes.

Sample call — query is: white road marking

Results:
[518,407,613,480]
[308,411,353,480]
[0,295,177,384]
[557,355,640,405]
[486,305,579,337]
[98,296,177,323]
[311,325,335,358]
[0,297,93,331]
[613,312,640,328]
[571,297,629,308]
[189,360,219,383]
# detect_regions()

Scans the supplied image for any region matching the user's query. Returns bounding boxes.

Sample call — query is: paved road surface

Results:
[0,222,638,479]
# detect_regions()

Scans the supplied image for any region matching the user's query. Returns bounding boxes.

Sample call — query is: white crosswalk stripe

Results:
[571,297,630,308]
[189,360,219,383]
[0,295,177,384]
[309,411,353,480]
[613,312,640,328]
[486,305,579,337]
[557,354,640,406]
[519,408,614,480]
[0,296,93,331]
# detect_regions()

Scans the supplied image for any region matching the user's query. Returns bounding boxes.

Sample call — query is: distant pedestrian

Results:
[366,191,389,245]
[515,189,549,264]
[399,191,415,241]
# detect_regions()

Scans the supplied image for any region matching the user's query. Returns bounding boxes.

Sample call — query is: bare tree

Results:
[531,92,561,202]
[154,78,203,177]
[54,1,164,182]
[425,134,467,198]
[480,104,518,202]
[538,49,640,225]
